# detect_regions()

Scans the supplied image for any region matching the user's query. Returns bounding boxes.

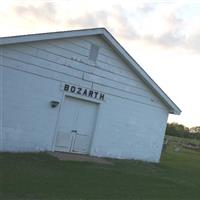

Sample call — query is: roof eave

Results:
[0,28,105,46]
[99,29,181,115]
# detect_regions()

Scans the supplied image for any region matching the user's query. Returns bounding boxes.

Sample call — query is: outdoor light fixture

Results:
[50,101,60,108]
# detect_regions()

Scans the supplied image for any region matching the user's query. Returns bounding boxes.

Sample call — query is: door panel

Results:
[54,96,98,154]
[76,101,98,134]
[54,131,72,152]
[72,134,90,154]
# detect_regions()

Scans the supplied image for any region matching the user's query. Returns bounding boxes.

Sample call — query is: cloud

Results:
[67,11,108,28]
[13,2,57,23]
[186,32,200,52]
[141,13,186,48]
[110,5,139,40]
[65,4,186,52]
[139,13,200,54]
[3,1,200,54]
[65,5,139,40]
[138,3,156,13]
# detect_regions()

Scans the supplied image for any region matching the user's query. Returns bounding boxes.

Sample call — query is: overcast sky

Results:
[1,0,200,127]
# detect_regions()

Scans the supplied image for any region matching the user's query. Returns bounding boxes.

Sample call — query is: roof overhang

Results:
[0,28,181,115]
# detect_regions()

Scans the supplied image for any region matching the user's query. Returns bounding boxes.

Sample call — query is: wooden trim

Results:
[64,92,103,104]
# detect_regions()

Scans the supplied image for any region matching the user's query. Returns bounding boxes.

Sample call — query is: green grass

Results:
[1,137,200,200]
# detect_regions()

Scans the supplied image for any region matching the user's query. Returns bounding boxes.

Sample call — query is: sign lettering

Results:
[64,84,105,101]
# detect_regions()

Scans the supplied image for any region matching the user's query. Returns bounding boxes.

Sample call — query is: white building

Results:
[0,28,181,162]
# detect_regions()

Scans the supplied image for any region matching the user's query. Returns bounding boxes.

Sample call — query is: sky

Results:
[0,0,199,127]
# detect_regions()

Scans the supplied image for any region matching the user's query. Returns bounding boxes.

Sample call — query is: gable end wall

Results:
[0,36,169,162]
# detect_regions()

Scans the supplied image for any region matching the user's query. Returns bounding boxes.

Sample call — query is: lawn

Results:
[1,137,200,200]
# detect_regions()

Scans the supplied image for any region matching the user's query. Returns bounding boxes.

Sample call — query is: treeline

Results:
[166,123,200,139]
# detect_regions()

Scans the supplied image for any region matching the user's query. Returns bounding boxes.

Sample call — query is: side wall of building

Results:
[0,48,3,151]
[91,96,168,162]
[0,36,169,161]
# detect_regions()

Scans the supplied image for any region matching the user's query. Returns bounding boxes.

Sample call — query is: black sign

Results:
[64,84,105,101]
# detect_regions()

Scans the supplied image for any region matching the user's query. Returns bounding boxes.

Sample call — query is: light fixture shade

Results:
[50,101,59,108]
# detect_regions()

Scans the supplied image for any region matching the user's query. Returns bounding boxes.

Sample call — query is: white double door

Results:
[54,96,98,154]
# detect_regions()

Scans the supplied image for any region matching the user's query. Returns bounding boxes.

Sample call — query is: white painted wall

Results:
[0,48,3,151]
[0,35,170,162]
[90,96,168,162]
[3,68,63,151]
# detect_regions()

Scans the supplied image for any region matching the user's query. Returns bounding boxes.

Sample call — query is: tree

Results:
[166,123,190,138]
[190,126,200,134]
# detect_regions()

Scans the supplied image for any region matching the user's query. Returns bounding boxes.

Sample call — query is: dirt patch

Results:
[48,151,113,165]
